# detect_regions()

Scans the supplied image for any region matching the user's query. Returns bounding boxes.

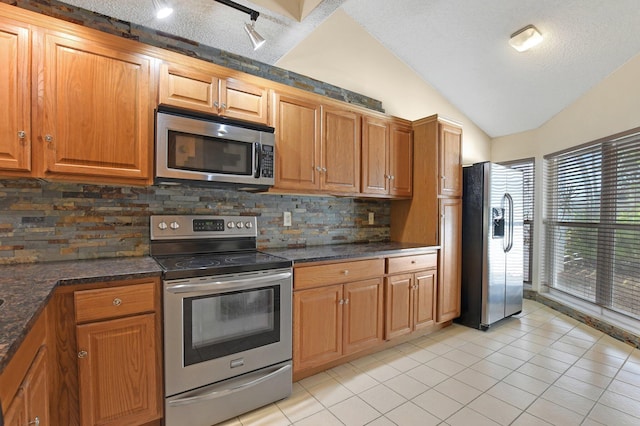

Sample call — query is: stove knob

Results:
[158,222,168,230]
[227,221,235,228]
[170,221,180,230]
[236,221,244,228]
[245,221,253,229]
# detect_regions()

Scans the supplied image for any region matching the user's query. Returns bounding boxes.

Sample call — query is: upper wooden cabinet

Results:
[322,106,361,194]
[272,91,321,191]
[39,30,153,184]
[0,9,155,185]
[0,17,31,175]
[159,61,269,125]
[389,122,413,197]
[271,91,361,195]
[361,115,413,198]
[439,123,463,197]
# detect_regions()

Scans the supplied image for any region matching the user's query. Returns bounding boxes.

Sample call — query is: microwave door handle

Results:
[254,142,262,178]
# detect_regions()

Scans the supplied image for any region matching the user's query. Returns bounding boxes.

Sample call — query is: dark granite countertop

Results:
[263,242,439,264]
[0,256,162,375]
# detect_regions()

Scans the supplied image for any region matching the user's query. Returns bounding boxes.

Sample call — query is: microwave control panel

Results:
[261,145,274,178]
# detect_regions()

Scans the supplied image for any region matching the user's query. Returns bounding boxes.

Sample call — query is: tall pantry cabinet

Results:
[390,115,463,323]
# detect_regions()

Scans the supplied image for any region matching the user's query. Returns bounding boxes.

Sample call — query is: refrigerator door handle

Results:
[504,193,514,253]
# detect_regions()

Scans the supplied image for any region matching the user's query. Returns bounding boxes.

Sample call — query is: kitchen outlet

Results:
[283,211,292,227]
[368,212,375,225]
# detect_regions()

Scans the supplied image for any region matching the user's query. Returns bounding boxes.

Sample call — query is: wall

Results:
[0,179,390,265]
[490,52,640,291]
[276,10,492,165]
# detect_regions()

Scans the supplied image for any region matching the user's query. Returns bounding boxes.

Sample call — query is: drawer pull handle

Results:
[113,298,122,306]
[78,350,88,358]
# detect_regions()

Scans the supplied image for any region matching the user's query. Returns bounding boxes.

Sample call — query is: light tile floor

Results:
[219,299,640,425]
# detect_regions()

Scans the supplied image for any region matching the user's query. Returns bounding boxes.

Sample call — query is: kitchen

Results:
[1,1,640,425]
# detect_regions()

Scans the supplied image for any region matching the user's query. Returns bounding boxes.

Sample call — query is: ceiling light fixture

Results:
[214,0,266,50]
[152,0,173,19]
[509,25,543,52]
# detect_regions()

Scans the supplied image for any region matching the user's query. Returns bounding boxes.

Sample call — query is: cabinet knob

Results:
[315,166,322,172]
[390,175,395,180]
[214,101,219,108]
[339,299,344,305]
[341,270,349,275]
[411,260,416,264]
[78,350,88,358]
[344,298,349,305]
[441,175,446,180]
[113,297,122,306]
[28,416,40,426]
[221,103,227,110]
[321,167,327,173]
[17,130,26,139]
[44,134,54,143]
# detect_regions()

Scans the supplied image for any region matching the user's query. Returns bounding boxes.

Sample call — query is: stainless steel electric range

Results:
[150,215,293,426]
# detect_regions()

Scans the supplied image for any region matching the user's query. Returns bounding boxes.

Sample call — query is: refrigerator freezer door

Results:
[483,163,507,327]
[504,168,524,317]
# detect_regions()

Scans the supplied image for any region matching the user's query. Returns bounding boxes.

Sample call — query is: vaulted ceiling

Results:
[60,0,640,137]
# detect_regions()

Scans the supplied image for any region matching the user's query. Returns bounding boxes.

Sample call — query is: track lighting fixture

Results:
[152,0,173,19]
[214,0,266,50]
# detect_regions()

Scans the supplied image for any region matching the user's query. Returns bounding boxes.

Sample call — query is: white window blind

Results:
[501,158,535,283]
[544,129,640,320]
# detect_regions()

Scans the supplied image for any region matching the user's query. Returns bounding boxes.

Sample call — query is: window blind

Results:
[501,158,535,283]
[544,129,640,319]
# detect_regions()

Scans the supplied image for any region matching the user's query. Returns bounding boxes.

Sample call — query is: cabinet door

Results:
[389,123,413,197]
[221,78,269,124]
[23,346,49,426]
[293,285,343,372]
[4,388,26,426]
[361,115,389,195]
[384,274,413,339]
[343,278,384,355]
[77,314,160,426]
[158,62,219,113]
[437,198,462,322]
[273,92,321,191]
[322,107,360,193]
[40,31,152,183]
[438,123,462,197]
[413,270,436,330]
[0,18,31,174]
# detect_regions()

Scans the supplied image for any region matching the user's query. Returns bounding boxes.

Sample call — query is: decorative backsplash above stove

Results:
[0,179,390,264]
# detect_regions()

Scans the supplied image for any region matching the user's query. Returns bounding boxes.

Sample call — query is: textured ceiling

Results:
[60,0,640,137]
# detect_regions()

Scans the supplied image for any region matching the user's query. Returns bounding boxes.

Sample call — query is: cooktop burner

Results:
[174,257,222,269]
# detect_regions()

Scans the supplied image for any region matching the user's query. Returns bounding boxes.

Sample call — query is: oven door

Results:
[164,268,292,397]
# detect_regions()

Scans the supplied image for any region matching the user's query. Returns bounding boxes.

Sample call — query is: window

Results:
[544,128,640,320]
[500,158,535,283]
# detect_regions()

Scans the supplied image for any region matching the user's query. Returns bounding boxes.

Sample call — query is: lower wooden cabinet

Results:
[385,269,436,339]
[437,198,462,323]
[77,314,159,426]
[293,278,384,373]
[50,277,162,426]
[4,346,49,426]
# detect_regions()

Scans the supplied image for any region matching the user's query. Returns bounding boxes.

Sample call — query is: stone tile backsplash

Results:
[0,179,390,264]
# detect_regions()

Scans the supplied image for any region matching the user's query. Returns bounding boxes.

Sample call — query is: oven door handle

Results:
[167,363,292,407]
[165,271,292,294]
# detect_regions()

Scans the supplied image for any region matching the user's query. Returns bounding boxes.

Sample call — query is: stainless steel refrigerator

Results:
[457,162,524,330]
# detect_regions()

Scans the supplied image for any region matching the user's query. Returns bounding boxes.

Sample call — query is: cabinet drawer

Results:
[386,253,437,274]
[295,259,384,290]
[74,282,156,323]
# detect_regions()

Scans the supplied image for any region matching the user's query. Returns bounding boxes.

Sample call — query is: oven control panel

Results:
[151,215,257,240]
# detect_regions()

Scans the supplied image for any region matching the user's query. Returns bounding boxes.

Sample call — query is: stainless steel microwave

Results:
[155,108,275,190]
